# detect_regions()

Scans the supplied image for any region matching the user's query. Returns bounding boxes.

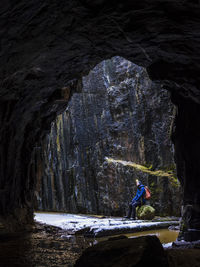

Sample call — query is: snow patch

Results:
[162,242,172,248]
[34,212,179,237]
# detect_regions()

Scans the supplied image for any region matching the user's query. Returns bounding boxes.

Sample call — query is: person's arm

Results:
[132,187,145,202]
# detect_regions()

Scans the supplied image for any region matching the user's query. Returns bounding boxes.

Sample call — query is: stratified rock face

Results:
[34,57,181,216]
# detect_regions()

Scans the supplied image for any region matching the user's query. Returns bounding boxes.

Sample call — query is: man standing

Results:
[125,179,146,220]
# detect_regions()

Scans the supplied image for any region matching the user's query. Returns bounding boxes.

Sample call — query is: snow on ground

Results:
[162,242,173,248]
[34,212,179,238]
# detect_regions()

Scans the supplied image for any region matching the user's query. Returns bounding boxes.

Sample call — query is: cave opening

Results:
[1,1,200,265]
[33,56,181,225]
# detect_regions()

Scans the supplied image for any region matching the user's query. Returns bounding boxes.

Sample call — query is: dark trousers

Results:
[127,201,141,219]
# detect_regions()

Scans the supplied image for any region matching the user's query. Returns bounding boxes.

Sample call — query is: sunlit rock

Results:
[137,205,155,220]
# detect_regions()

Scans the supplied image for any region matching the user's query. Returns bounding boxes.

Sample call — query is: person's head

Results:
[136,179,141,186]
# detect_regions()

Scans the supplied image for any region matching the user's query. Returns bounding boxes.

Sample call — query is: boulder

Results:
[137,205,155,220]
[74,235,168,267]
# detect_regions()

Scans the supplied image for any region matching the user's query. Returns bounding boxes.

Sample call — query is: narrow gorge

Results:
[33,57,181,217]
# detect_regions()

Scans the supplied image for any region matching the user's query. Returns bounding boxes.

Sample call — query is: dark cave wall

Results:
[171,97,200,240]
[34,57,181,217]
[0,0,199,238]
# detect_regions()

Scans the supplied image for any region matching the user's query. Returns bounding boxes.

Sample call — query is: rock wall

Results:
[34,57,181,217]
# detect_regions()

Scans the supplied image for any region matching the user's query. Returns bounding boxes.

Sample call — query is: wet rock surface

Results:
[34,57,181,217]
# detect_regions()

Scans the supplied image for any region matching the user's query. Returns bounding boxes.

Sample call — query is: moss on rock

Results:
[137,205,155,220]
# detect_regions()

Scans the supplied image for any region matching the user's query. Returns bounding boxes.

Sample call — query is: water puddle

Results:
[123,228,179,244]
[65,228,179,248]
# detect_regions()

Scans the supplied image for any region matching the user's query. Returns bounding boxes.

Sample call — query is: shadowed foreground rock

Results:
[75,235,168,267]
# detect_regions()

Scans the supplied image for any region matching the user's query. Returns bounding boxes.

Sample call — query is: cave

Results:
[0,0,200,265]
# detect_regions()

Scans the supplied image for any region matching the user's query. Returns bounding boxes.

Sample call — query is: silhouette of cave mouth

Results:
[0,1,200,242]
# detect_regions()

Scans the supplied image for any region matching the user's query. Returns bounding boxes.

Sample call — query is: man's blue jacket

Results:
[132,183,146,204]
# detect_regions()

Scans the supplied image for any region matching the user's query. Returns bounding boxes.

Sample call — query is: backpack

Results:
[145,186,151,199]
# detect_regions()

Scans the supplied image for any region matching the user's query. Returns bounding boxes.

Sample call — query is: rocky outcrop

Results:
[34,57,181,217]
[75,235,169,267]
[0,0,200,240]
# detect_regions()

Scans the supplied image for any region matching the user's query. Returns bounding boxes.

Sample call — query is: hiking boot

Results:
[124,216,130,219]
[130,217,136,220]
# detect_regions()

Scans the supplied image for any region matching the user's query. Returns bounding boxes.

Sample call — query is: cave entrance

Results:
[32,56,181,221]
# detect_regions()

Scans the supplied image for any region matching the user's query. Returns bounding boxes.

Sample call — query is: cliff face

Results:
[34,57,181,216]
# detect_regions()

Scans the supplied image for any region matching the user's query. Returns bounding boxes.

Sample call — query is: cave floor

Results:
[0,223,86,267]
[0,222,199,267]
